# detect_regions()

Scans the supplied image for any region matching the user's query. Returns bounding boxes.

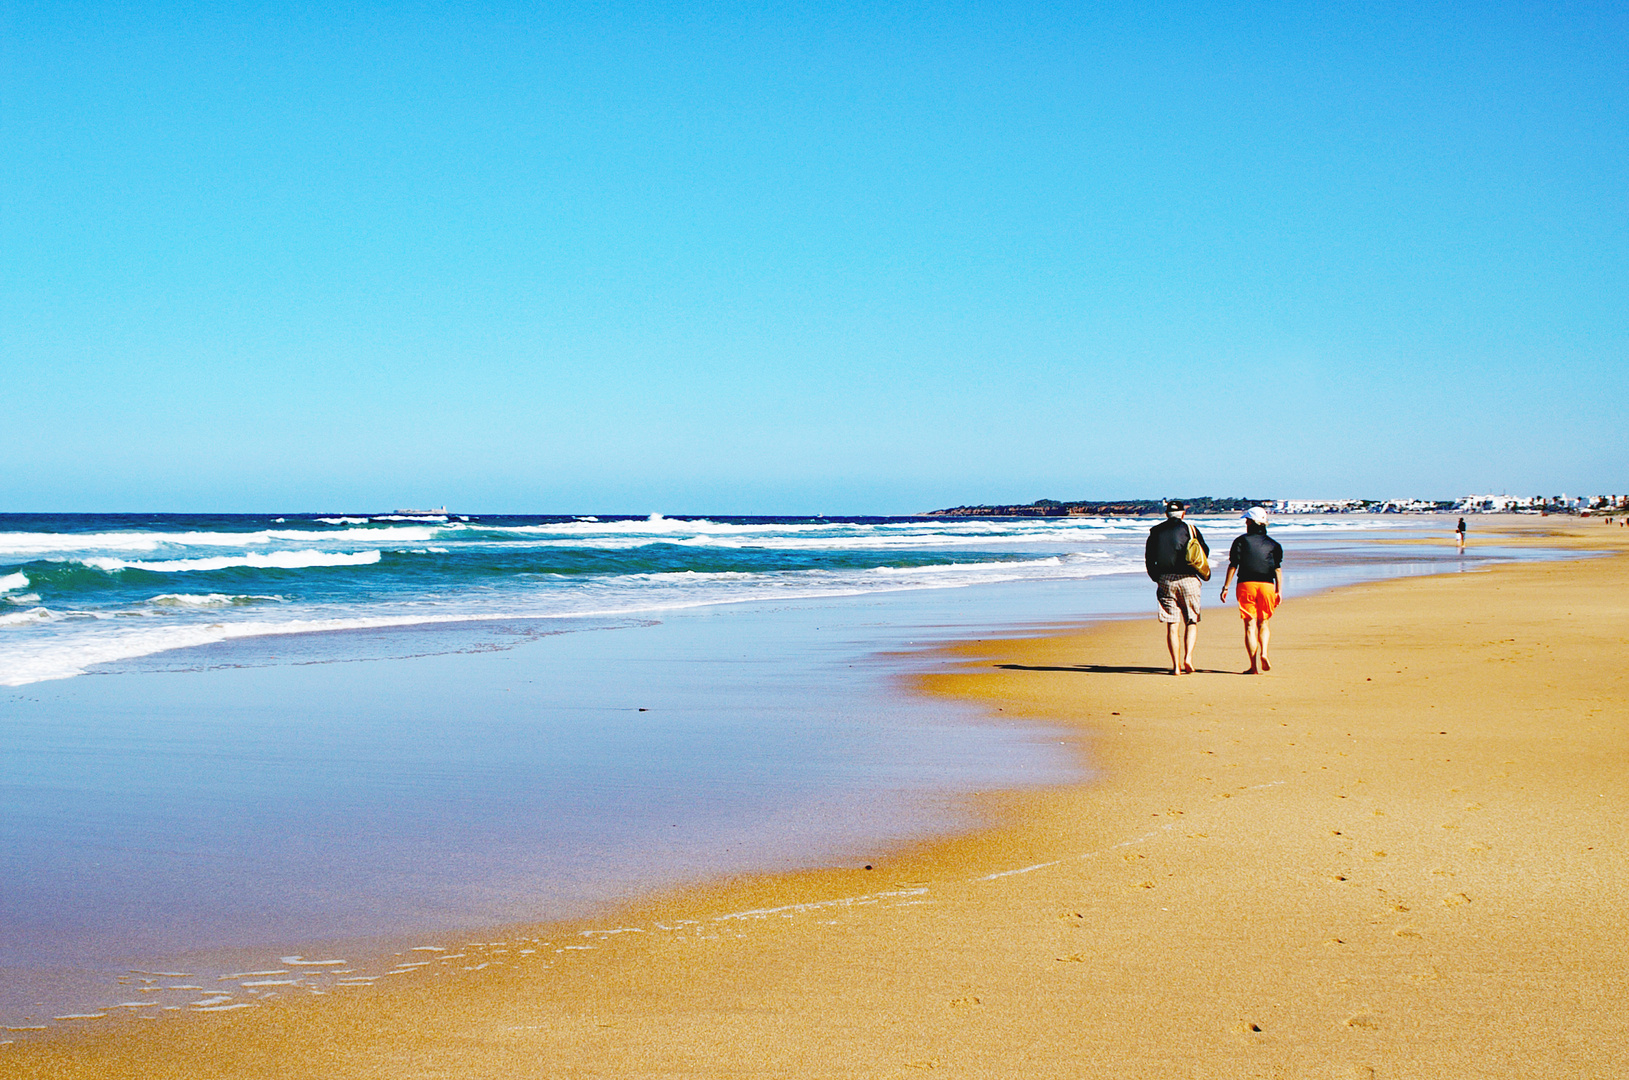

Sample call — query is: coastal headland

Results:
[9,518,1627,1077]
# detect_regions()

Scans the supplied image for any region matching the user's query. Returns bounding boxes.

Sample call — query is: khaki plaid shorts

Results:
[1155,573,1202,624]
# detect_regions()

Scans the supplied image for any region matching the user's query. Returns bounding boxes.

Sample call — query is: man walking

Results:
[1145,500,1209,676]
[1219,507,1283,674]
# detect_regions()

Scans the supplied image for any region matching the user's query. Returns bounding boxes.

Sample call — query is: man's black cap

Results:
[1164,499,1186,512]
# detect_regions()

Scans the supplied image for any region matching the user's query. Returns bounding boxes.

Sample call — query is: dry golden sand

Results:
[10,518,1629,1078]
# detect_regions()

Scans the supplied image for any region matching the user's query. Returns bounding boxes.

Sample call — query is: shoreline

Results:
[8,517,1628,1075]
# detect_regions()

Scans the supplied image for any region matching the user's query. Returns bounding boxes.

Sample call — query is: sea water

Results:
[0,512,1520,1028]
[0,511,1435,687]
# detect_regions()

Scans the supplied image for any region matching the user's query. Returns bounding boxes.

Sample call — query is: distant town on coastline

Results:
[925,494,1629,517]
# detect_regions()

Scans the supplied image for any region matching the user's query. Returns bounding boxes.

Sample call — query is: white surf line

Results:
[713,887,930,922]
[154,779,1292,1009]
[973,780,1288,883]
[974,827,1166,882]
[505,886,940,960]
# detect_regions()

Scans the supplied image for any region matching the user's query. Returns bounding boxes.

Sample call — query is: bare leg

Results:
[1259,620,1272,671]
[1243,619,1260,673]
[1182,621,1198,674]
[1166,621,1183,675]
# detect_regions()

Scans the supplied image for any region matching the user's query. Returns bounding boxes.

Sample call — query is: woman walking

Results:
[1219,507,1283,674]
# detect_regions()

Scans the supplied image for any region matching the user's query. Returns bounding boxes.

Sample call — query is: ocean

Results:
[1,511,1493,1029]
[0,511,1422,686]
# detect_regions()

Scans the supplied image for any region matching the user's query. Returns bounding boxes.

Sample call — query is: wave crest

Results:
[146,593,286,607]
[82,551,384,573]
[0,606,55,627]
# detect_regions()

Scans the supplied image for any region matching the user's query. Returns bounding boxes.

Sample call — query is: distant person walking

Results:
[1145,500,1209,676]
[1456,517,1467,554]
[1219,507,1283,675]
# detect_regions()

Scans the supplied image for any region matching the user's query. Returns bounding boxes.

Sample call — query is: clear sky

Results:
[4,1,1625,513]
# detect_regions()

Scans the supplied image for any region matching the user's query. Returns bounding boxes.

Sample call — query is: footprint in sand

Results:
[1393,927,1423,938]
[1345,1012,1381,1030]
[1232,1020,1264,1035]
[1442,892,1472,906]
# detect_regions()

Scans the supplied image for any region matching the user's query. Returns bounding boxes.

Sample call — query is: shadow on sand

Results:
[994,663,1243,676]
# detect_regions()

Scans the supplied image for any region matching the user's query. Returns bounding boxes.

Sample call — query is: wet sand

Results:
[10,516,1628,1077]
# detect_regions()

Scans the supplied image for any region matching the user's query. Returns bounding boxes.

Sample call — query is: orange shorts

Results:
[1237,581,1279,621]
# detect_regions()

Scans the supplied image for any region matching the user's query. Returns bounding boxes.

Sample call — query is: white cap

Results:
[1243,506,1268,524]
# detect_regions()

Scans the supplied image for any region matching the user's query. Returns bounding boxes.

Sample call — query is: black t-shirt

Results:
[1228,532,1283,584]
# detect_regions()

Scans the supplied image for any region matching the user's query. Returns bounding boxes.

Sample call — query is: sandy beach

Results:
[9,517,1628,1078]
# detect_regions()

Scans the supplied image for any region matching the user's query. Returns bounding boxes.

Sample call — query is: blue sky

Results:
[4,1,1625,513]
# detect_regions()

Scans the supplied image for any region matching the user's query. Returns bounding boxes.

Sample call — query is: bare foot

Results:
[1182,663,1195,674]
[1260,656,1271,672]
[1171,667,1183,676]
[1246,666,1260,675]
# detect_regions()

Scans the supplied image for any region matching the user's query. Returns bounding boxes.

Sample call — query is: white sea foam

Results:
[81,550,383,573]
[0,553,1139,685]
[147,594,285,607]
[0,526,435,558]
[0,571,28,593]
[436,515,1391,552]
[0,515,1415,688]
[0,606,56,627]
[0,515,1396,562]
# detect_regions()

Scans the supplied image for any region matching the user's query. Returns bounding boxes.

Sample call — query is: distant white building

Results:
[1273,499,1367,514]
[1457,494,1538,512]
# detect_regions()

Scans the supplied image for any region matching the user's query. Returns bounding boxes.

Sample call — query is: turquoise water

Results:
[0,511,1409,686]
